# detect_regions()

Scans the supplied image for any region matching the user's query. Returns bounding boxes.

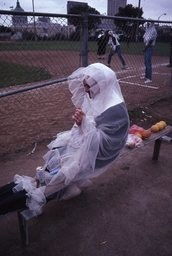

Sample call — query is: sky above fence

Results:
[0,0,171,22]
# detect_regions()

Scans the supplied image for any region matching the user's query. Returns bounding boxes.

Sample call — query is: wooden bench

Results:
[120,125,172,160]
[17,125,172,246]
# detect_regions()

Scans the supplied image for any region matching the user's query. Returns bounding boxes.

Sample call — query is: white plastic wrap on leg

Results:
[13,174,37,192]
[13,174,46,216]
[44,171,66,197]
[26,186,46,216]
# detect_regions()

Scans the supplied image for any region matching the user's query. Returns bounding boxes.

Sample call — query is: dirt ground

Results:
[0,50,172,255]
[129,95,172,128]
[0,96,172,256]
[0,50,171,155]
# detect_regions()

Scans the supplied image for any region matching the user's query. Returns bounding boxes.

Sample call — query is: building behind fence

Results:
[0,8,172,155]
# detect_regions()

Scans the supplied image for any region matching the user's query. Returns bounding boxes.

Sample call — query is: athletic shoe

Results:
[144,79,152,84]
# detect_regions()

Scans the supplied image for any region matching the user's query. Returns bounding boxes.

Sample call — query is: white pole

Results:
[32,0,37,40]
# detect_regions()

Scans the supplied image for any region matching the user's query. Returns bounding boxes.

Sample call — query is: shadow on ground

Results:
[0,97,172,256]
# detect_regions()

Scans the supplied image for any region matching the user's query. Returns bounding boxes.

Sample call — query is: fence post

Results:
[169,39,172,67]
[167,28,172,67]
[80,12,88,67]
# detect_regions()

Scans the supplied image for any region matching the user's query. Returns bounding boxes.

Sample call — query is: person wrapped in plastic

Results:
[0,63,130,216]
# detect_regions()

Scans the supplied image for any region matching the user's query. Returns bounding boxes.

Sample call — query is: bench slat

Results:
[119,125,172,158]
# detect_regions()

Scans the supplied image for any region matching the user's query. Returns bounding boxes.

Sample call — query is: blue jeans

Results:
[144,47,153,80]
[108,45,126,66]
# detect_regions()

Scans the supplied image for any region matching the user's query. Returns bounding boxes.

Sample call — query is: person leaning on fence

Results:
[143,20,157,83]
[107,30,128,69]
[0,63,130,216]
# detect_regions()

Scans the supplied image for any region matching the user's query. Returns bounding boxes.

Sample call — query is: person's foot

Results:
[144,79,152,84]
[60,185,82,200]
[122,65,128,70]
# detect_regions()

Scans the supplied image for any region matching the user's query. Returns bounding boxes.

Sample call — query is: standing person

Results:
[143,20,157,83]
[107,30,127,69]
[97,30,108,59]
[0,63,130,216]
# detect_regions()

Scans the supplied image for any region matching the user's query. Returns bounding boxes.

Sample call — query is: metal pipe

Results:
[32,0,37,41]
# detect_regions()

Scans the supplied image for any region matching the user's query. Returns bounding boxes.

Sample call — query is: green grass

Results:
[0,41,80,51]
[0,41,170,56]
[0,40,170,88]
[0,61,52,88]
[89,41,170,56]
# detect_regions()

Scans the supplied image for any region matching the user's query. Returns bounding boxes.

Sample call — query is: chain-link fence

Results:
[0,10,172,155]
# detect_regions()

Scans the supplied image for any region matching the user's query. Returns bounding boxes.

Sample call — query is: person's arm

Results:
[116,34,120,40]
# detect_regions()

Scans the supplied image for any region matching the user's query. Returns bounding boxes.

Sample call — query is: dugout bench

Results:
[17,125,172,247]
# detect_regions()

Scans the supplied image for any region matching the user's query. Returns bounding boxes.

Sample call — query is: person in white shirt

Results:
[107,30,127,69]
[143,20,157,83]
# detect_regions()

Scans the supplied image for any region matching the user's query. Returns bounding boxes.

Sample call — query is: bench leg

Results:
[17,211,29,246]
[152,138,162,161]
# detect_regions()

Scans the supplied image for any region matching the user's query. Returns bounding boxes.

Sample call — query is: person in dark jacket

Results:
[97,30,109,59]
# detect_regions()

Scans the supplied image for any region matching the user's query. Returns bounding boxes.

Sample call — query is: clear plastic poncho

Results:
[44,63,127,191]
[14,63,129,215]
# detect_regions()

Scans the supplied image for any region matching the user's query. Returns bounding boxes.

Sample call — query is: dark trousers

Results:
[144,46,153,80]
[108,45,126,66]
[0,182,27,215]
[0,182,66,215]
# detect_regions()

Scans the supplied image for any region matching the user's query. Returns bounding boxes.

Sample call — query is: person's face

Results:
[147,21,153,27]
[83,80,91,98]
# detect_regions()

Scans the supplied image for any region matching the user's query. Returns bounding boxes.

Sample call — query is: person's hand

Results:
[72,108,85,126]
[148,40,153,46]
[143,45,148,52]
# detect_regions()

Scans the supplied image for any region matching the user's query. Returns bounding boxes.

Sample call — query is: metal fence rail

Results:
[0,10,172,155]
